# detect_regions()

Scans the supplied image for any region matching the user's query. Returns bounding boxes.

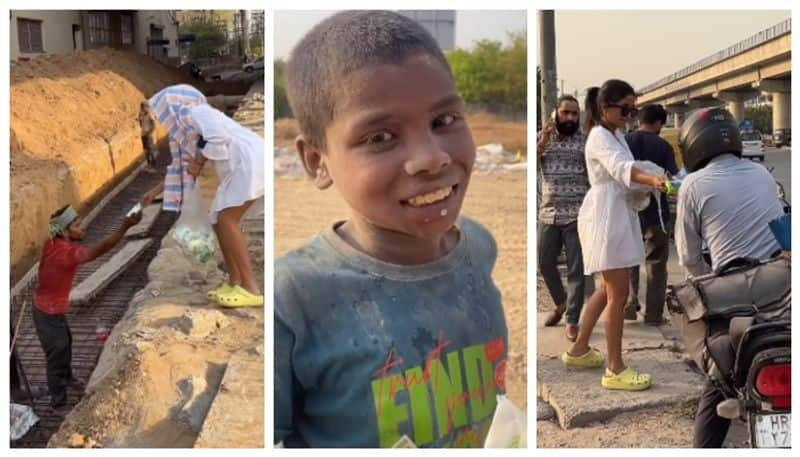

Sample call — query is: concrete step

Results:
[125,204,160,238]
[194,352,264,448]
[69,238,153,305]
[537,350,705,429]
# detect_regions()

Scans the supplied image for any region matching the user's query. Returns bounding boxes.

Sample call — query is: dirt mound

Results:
[274,112,527,153]
[10,48,189,283]
[49,228,264,448]
[47,88,265,449]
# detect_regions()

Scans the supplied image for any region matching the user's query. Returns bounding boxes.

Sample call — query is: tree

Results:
[181,18,227,60]
[249,34,264,58]
[274,59,291,118]
[446,30,527,116]
[745,105,772,134]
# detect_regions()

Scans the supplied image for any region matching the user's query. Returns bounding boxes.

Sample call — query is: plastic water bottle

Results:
[665,179,681,196]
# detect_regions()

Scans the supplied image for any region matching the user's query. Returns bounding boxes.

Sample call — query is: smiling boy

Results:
[275,11,509,448]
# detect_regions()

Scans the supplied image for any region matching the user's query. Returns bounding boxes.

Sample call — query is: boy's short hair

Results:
[639,104,667,125]
[287,10,452,149]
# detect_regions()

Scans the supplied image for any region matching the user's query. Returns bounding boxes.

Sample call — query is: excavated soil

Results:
[49,160,265,448]
[10,48,190,283]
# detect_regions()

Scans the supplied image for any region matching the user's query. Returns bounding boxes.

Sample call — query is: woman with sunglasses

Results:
[561,79,666,391]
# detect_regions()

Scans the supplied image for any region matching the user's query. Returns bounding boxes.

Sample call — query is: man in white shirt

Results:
[675,107,785,447]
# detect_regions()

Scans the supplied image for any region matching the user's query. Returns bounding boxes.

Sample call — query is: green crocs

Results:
[561,347,605,368]
[207,283,234,302]
[601,367,652,391]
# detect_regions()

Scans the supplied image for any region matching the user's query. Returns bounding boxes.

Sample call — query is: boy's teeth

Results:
[408,186,452,207]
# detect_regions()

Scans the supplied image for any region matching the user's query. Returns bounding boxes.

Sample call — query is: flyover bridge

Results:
[637,19,790,131]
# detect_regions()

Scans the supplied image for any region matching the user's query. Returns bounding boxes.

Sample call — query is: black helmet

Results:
[679,107,742,172]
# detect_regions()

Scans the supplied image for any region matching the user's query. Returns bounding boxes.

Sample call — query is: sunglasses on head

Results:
[607,104,638,117]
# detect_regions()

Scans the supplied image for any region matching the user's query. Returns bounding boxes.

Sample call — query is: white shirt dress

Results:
[578,126,646,274]
[189,104,265,224]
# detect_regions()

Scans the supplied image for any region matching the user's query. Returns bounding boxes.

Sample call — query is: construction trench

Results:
[10,50,264,448]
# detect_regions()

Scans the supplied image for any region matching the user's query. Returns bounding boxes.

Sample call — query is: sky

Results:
[274,10,527,59]
[554,10,791,96]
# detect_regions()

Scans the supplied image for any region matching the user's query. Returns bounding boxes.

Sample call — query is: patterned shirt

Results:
[537,130,589,225]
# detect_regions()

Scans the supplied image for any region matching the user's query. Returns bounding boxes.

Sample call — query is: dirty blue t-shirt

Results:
[275,217,508,448]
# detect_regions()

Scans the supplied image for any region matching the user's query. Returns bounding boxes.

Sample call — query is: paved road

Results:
[763,146,791,202]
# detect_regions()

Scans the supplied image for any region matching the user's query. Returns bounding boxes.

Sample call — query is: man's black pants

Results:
[32,306,73,406]
[538,221,586,326]
[694,382,731,447]
[628,225,670,322]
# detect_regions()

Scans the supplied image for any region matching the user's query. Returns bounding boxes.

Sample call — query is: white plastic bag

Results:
[627,160,668,229]
[484,395,527,448]
[10,403,39,441]
[172,182,216,263]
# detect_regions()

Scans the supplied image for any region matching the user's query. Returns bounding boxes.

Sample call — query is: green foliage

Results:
[249,34,264,58]
[274,59,291,118]
[745,105,772,134]
[446,30,526,115]
[181,19,227,59]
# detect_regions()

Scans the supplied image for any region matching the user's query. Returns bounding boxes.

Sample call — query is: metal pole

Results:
[538,10,557,122]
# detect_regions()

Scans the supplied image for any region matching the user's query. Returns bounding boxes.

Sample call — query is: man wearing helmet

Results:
[674,107,784,447]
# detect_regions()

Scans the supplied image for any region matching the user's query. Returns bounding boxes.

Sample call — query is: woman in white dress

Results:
[561,80,666,391]
[185,103,265,307]
[142,85,264,307]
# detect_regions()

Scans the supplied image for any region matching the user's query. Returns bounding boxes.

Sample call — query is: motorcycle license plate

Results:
[754,413,791,448]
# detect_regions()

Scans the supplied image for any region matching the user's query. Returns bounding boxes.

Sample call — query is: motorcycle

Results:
[667,208,791,448]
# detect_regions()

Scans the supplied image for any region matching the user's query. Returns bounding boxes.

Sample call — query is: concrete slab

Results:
[537,398,555,421]
[126,204,160,238]
[537,349,705,429]
[70,238,153,305]
[537,312,673,359]
[194,353,264,448]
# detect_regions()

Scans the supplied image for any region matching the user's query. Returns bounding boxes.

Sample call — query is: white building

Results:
[400,10,456,51]
[10,10,179,63]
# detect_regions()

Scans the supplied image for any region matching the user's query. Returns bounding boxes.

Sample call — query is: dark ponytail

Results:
[584,86,600,133]
[585,79,636,133]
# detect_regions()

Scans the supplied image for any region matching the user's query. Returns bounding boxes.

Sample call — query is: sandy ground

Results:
[274,172,527,410]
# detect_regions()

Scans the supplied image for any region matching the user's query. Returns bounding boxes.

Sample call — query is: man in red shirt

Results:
[33,204,141,412]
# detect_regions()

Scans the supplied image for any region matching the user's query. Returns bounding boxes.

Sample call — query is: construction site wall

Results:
[10,48,190,283]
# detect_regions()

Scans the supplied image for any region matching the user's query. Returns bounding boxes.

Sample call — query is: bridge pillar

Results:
[666,101,705,129]
[753,79,791,133]
[713,90,758,122]
[772,92,791,132]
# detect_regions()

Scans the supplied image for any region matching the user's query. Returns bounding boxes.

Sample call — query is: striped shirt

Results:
[537,130,590,225]
[148,84,207,212]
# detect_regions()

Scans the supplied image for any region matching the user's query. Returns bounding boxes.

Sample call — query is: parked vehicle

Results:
[741,131,765,161]
[773,128,791,148]
[242,57,264,72]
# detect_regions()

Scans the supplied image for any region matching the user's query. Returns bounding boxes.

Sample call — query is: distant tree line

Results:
[745,105,772,134]
[446,31,527,118]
